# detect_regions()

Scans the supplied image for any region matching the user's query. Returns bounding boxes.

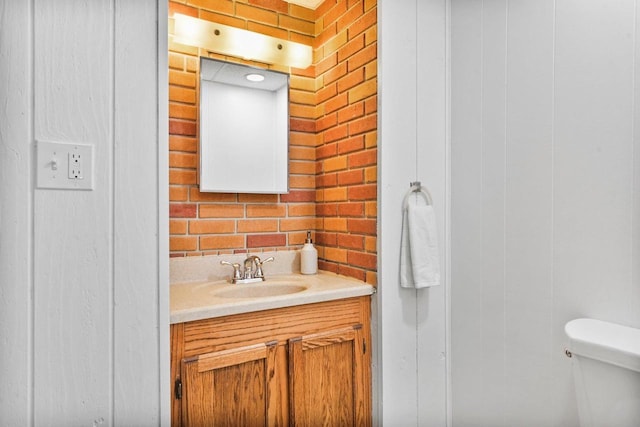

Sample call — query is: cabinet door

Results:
[289,325,371,427]
[181,341,278,427]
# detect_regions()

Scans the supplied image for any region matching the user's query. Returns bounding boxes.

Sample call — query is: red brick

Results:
[237,3,278,26]
[317,83,337,104]
[189,0,234,14]
[169,52,184,70]
[169,152,197,168]
[290,146,315,161]
[170,203,197,218]
[169,86,196,103]
[348,184,376,200]
[317,114,338,132]
[199,204,244,218]
[170,236,197,251]
[289,4,315,21]
[337,34,365,62]
[287,203,316,217]
[316,232,337,246]
[324,1,348,27]
[291,117,316,132]
[348,7,376,39]
[338,202,365,216]
[323,124,348,143]
[279,14,315,34]
[280,190,316,203]
[249,0,288,13]
[348,42,377,71]
[169,136,197,152]
[189,190,237,202]
[169,120,196,136]
[349,114,377,135]
[170,219,188,235]
[338,169,363,186]
[290,175,315,189]
[316,173,337,188]
[169,186,188,202]
[338,265,366,281]
[338,135,365,154]
[347,218,376,235]
[324,92,348,114]
[238,194,279,203]
[200,235,244,250]
[316,53,338,75]
[317,203,338,217]
[238,219,278,233]
[349,149,376,167]
[169,70,196,88]
[348,250,377,269]
[338,234,364,250]
[169,2,198,18]
[337,3,365,31]
[169,169,197,185]
[338,102,365,124]
[318,260,339,274]
[189,220,236,234]
[337,69,365,93]
[246,204,286,218]
[317,142,338,159]
[323,62,348,85]
[247,233,287,248]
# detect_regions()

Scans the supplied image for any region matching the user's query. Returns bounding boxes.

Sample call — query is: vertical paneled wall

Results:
[0,1,167,425]
[378,0,448,424]
[450,0,640,425]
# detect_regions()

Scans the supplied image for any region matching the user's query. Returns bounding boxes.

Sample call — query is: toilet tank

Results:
[565,318,640,427]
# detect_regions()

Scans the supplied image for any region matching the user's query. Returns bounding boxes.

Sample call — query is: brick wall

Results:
[313,0,377,283]
[168,0,377,284]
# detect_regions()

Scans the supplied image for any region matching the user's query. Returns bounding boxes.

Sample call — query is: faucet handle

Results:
[253,256,274,279]
[220,260,242,282]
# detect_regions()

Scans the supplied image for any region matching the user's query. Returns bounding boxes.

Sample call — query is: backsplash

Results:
[170,250,301,284]
[168,0,377,284]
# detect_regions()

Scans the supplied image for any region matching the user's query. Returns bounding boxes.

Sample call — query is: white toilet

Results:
[565,318,640,427]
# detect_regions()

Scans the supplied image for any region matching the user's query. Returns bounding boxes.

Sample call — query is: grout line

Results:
[109,0,116,425]
[502,1,509,424]
[29,0,35,424]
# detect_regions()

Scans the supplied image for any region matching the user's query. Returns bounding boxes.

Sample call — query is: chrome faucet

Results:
[221,255,274,284]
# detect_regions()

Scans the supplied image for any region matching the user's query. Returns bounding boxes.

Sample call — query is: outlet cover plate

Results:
[36,140,94,190]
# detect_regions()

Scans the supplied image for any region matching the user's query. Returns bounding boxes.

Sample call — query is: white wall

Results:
[378,0,449,425]
[450,0,640,425]
[0,1,169,425]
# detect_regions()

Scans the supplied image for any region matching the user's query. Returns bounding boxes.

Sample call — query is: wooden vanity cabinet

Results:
[171,296,372,427]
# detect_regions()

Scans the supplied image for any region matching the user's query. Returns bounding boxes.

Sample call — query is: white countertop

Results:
[170,271,375,324]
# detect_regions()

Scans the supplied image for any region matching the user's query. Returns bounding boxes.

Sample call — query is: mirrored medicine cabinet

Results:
[199,57,290,194]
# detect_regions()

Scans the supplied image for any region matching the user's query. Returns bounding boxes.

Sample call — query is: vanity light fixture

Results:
[172,14,312,69]
[245,73,265,82]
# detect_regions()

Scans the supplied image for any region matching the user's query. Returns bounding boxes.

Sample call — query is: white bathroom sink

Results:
[170,272,375,323]
[213,283,308,299]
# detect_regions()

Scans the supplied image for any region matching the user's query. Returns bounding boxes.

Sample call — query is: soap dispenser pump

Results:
[300,231,318,275]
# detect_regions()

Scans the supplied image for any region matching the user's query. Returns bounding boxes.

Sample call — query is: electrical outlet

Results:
[37,141,94,190]
[68,152,83,179]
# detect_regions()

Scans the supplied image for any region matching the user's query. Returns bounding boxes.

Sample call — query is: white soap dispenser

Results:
[300,231,318,275]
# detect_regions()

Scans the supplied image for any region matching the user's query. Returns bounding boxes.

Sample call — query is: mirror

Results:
[199,57,289,193]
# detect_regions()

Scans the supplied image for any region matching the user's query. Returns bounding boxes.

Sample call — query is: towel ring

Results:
[402,181,433,209]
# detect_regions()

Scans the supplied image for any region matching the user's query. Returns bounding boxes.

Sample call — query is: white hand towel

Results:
[400,203,441,288]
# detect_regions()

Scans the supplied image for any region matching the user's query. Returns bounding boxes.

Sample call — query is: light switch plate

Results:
[36,141,94,190]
